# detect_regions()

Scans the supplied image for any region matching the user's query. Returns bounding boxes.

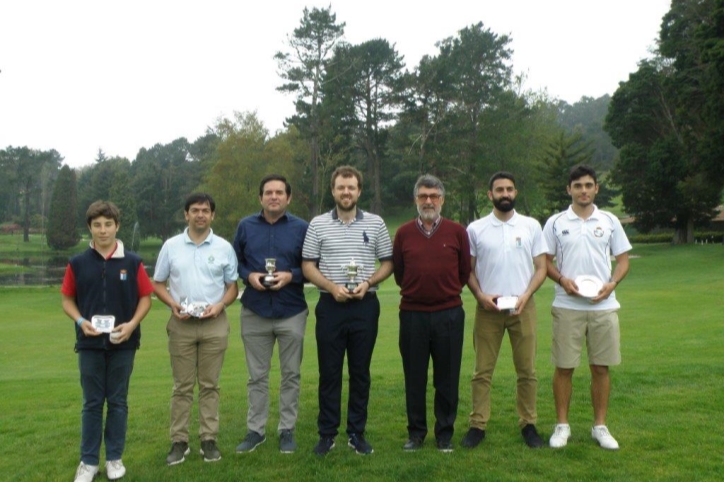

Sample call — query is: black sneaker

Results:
[403,437,424,451]
[200,439,222,462]
[522,424,544,448]
[460,428,486,448]
[313,437,335,456]
[279,429,297,454]
[166,441,190,465]
[235,431,266,453]
[436,439,454,453]
[348,433,374,455]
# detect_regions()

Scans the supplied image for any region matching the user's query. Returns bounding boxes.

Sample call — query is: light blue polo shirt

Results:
[154,228,239,305]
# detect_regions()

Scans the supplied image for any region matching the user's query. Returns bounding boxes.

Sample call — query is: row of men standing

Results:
[63,164,630,481]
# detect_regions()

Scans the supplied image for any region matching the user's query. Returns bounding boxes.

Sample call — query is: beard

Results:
[493,197,516,213]
[336,198,357,212]
[417,204,440,222]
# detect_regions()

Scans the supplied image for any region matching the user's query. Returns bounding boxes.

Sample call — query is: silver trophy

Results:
[263,258,276,287]
[341,258,364,292]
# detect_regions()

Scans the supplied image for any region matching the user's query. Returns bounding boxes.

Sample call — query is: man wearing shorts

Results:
[542,165,631,450]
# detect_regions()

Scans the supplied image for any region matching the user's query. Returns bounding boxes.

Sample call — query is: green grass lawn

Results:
[1,244,723,481]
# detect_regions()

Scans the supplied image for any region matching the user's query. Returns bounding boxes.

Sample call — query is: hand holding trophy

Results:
[263,258,277,287]
[341,258,364,293]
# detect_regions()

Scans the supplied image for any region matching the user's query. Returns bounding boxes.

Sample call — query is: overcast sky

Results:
[0,0,671,168]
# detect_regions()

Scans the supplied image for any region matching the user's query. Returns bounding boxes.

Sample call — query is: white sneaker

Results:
[105,459,126,480]
[549,423,571,448]
[592,425,619,450]
[74,462,99,482]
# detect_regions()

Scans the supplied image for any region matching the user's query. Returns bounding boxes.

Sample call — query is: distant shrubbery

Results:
[630,232,724,244]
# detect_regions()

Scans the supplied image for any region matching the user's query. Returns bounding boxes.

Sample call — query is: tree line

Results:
[1,1,721,247]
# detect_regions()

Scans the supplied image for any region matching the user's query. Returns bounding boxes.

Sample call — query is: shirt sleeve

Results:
[153,242,171,282]
[233,220,250,282]
[610,217,632,256]
[467,224,477,257]
[458,225,472,286]
[137,262,154,297]
[542,217,556,256]
[60,263,76,296]
[302,221,321,260]
[224,244,240,283]
[531,221,548,257]
[375,219,393,261]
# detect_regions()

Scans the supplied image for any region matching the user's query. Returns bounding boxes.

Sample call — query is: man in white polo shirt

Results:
[542,165,631,450]
[462,171,548,449]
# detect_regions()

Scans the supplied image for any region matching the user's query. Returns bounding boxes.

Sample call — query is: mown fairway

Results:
[1,244,722,482]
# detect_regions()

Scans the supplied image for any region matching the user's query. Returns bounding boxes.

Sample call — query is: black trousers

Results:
[315,292,380,437]
[399,306,465,442]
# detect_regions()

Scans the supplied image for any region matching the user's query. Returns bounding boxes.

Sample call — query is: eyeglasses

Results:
[416,193,442,202]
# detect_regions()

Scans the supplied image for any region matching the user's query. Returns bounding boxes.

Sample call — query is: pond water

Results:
[0,256,157,286]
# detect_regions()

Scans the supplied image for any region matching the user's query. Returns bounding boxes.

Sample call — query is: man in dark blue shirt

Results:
[233,174,309,454]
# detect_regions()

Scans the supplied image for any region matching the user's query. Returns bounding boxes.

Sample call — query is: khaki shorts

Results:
[551,307,621,368]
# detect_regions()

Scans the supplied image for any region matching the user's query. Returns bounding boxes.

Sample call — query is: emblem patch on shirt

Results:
[562,230,570,236]
[208,255,215,264]
[594,227,604,238]
[362,231,369,245]
[120,270,127,281]
[515,237,522,248]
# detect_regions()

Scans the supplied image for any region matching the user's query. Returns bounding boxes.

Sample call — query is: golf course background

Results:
[1,243,722,481]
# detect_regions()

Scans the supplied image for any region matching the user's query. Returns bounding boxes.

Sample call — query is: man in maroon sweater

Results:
[392,174,471,452]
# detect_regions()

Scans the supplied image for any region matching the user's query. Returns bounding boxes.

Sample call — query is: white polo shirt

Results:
[543,205,632,311]
[154,228,239,305]
[467,210,547,296]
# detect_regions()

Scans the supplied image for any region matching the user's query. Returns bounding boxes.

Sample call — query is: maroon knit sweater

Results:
[392,218,471,312]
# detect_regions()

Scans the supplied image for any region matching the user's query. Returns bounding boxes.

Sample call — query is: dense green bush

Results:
[630,232,724,244]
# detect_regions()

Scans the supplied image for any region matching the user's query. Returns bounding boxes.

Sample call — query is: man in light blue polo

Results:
[153,193,239,465]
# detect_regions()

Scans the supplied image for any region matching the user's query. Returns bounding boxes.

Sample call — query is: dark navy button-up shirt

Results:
[233,210,309,319]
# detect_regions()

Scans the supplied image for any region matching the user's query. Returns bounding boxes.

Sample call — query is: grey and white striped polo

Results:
[302,208,393,292]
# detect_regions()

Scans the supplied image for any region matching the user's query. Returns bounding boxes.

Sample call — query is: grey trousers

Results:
[241,307,308,435]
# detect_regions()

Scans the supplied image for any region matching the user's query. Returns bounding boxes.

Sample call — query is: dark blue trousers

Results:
[78,348,135,465]
[315,292,379,437]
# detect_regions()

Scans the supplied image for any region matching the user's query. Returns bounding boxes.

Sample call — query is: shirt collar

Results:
[331,208,364,222]
[256,209,289,224]
[183,227,214,245]
[566,204,600,221]
[89,240,124,259]
[489,210,519,227]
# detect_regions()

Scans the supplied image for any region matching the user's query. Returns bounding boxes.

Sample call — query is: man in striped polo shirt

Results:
[302,165,394,456]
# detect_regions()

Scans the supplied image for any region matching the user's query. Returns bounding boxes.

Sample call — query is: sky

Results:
[0,0,672,168]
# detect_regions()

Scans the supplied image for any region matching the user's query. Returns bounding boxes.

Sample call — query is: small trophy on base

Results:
[342,258,364,293]
[263,258,276,287]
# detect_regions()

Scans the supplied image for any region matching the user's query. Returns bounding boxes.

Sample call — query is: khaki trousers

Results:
[469,298,538,429]
[167,311,229,443]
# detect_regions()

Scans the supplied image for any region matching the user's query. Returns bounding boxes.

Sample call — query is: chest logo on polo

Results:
[120,270,127,281]
[562,230,570,236]
[208,255,215,264]
[515,237,522,248]
[594,227,604,238]
[362,231,369,245]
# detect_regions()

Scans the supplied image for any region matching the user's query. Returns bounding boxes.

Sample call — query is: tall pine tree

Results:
[47,165,80,250]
